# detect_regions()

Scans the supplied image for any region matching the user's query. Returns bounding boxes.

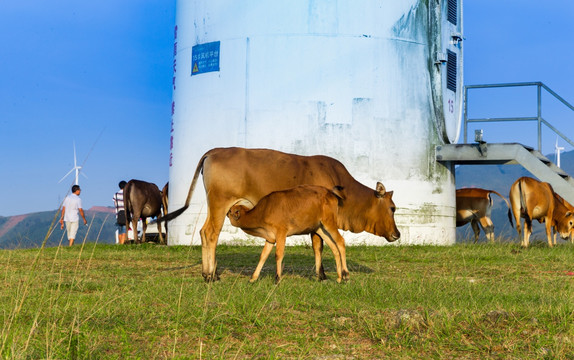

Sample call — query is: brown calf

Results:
[227,185,347,283]
[509,177,574,247]
[456,188,511,243]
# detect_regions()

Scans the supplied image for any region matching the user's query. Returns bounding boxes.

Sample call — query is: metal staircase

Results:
[436,82,574,205]
[436,142,574,205]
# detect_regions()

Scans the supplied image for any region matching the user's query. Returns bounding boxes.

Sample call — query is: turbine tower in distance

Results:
[555,138,565,168]
[59,142,87,185]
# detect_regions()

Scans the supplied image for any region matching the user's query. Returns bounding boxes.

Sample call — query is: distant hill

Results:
[455,149,574,242]
[0,207,117,249]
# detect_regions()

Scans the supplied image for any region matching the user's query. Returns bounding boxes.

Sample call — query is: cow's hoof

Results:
[203,273,220,283]
[342,270,350,281]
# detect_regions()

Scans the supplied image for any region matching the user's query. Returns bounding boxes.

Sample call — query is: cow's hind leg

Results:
[311,233,327,281]
[199,211,226,282]
[522,219,532,248]
[250,240,274,283]
[274,234,287,284]
[332,233,349,281]
[141,221,147,243]
[323,212,349,280]
[316,226,343,283]
[157,219,165,245]
[132,214,141,244]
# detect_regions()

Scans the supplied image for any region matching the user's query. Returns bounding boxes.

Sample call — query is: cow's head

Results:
[556,211,574,240]
[367,182,400,242]
[227,205,248,225]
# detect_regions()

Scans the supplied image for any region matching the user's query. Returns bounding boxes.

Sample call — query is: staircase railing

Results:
[463,82,574,152]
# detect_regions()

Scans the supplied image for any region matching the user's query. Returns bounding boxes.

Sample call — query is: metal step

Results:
[529,150,551,164]
[436,143,574,205]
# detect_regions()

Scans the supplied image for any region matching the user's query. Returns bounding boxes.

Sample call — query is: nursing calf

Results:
[509,177,574,247]
[227,185,347,283]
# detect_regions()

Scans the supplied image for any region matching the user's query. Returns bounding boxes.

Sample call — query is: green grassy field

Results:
[1,240,573,359]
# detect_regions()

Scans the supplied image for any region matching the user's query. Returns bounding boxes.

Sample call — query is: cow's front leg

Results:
[470,220,481,243]
[251,240,274,283]
[545,221,554,248]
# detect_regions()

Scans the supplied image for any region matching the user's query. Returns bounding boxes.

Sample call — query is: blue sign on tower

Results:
[191,41,220,76]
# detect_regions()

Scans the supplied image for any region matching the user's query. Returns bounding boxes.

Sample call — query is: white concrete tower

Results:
[168,0,463,246]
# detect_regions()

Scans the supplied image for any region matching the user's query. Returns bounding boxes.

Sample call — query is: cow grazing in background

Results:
[160,147,400,282]
[124,179,165,244]
[456,188,511,243]
[227,185,346,283]
[549,193,574,245]
[508,177,574,247]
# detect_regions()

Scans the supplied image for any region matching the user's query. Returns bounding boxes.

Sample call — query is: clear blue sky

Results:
[0,0,573,217]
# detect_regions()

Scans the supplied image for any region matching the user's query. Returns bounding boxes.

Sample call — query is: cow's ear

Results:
[375,182,386,198]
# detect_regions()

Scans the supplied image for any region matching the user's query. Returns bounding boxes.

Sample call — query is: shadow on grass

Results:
[215,248,375,281]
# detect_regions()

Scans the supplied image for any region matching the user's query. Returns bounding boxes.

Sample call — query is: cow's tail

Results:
[158,154,208,223]
[510,178,529,229]
[124,181,133,225]
[489,189,513,228]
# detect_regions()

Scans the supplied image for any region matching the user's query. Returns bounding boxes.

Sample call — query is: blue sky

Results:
[0,0,573,217]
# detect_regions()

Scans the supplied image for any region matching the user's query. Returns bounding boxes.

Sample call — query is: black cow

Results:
[124,179,165,244]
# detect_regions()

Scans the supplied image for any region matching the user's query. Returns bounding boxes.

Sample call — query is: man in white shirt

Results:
[60,185,87,246]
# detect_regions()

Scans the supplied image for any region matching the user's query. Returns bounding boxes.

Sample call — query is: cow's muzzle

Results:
[387,231,400,242]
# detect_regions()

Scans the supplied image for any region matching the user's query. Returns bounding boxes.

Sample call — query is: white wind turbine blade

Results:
[59,167,76,183]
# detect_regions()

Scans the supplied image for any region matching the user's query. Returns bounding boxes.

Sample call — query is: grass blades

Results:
[0,242,573,359]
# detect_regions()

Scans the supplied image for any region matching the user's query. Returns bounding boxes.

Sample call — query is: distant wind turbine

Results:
[555,138,564,168]
[59,142,87,185]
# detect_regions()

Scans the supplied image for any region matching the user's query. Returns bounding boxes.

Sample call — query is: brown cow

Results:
[227,185,346,283]
[550,193,574,245]
[456,188,511,243]
[161,147,400,282]
[124,179,165,244]
[508,177,574,247]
